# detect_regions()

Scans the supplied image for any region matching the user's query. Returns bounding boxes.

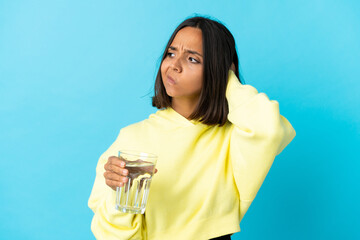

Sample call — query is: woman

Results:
[88,16,296,240]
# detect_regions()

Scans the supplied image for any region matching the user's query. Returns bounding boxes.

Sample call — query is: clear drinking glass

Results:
[115,150,157,214]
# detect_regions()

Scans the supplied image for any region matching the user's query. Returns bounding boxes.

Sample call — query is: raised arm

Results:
[226,70,296,221]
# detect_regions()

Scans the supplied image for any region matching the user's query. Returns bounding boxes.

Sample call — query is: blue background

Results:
[1,0,359,239]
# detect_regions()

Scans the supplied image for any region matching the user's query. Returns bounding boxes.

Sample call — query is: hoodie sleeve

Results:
[88,130,147,240]
[226,70,296,222]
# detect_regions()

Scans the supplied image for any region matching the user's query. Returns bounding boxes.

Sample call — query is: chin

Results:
[165,89,176,98]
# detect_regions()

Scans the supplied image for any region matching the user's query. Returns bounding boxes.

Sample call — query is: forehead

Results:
[171,27,203,53]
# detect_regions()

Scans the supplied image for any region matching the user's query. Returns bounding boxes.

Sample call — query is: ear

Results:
[230,63,236,72]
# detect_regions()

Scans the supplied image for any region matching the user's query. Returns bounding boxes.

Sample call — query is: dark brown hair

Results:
[152,16,243,126]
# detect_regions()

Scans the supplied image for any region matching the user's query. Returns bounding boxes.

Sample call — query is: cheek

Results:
[193,69,204,89]
[195,78,203,92]
[160,63,168,88]
[160,60,169,76]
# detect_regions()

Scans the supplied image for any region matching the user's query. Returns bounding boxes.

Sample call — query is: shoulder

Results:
[119,119,147,139]
[118,110,163,138]
[115,111,165,154]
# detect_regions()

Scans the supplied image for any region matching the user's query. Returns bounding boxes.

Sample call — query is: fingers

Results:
[105,156,128,174]
[106,156,126,168]
[104,171,128,185]
[103,156,159,190]
[103,171,129,190]
[105,179,127,191]
[104,156,129,190]
[104,171,129,182]
[104,163,126,175]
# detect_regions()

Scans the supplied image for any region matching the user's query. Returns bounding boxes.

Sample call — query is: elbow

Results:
[268,117,296,155]
[260,101,290,143]
[272,123,286,143]
[256,125,286,157]
[260,118,287,146]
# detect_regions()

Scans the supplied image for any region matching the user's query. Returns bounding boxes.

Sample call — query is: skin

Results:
[104,27,203,190]
[103,27,233,190]
[161,26,204,119]
[104,157,129,191]
[104,157,158,191]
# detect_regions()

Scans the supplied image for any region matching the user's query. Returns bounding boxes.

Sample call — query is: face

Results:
[161,27,204,104]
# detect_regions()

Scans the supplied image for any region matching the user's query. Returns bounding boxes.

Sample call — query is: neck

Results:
[171,97,199,119]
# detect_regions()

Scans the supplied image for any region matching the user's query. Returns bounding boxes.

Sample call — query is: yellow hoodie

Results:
[88,71,296,240]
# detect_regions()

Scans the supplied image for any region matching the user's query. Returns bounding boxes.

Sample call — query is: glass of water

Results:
[115,150,157,214]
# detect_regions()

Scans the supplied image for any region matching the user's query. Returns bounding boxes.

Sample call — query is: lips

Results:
[167,75,176,85]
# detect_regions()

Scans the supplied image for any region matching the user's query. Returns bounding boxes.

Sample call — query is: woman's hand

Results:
[104,156,129,191]
[104,156,158,191]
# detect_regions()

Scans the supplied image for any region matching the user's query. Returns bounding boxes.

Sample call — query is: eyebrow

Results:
[169,46,203,57]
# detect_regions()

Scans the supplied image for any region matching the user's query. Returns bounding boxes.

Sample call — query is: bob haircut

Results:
[152,16,243,126]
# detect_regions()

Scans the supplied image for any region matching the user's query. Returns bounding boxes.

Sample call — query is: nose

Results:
[170,56,182,73]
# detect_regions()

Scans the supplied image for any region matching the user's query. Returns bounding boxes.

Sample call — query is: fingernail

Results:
[120,162,125,167]
[122,169,127,175]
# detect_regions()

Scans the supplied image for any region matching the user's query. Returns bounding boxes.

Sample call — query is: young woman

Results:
[88,16,296,240]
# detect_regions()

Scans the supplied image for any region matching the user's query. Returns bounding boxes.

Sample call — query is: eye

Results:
[189,57,200,63]
[166,52,175,57]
